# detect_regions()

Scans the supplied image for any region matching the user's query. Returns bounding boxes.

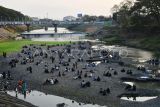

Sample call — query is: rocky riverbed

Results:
[0,41,160,107]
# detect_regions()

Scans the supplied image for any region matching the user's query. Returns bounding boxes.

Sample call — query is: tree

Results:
[0,6,29,21]
[111,5,119,13]
[111,0,134,27]
[111,0,160,27]
[136,0,160,24]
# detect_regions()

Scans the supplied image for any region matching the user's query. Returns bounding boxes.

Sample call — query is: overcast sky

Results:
[0,0,124,20]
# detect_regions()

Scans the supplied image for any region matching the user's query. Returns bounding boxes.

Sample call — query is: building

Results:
[31,17,39,21]
[77,14,83,18]
[39,18,53,24]
[63,16,76,21]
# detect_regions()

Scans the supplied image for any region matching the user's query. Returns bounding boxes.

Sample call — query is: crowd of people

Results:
[0,41,144,100]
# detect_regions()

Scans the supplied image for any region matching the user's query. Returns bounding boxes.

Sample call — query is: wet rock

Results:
[56,103,65,107]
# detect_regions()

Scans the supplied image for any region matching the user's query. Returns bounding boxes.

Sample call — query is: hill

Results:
[0,6,33,40]
[0,5,27,21]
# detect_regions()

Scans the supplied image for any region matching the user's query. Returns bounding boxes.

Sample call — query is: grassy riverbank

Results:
[0,40,70,55]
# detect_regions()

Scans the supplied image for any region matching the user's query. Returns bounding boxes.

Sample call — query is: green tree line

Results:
[81,15,111,22]
[0,6,30,21]
[112,0,160,27]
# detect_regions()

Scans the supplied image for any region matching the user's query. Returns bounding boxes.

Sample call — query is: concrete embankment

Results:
[0,25,27,40]
[0,28,17,40]
[0,92,36,107]
[0,25,41,41]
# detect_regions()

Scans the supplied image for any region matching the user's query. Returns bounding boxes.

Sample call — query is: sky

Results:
[0,0,124,20]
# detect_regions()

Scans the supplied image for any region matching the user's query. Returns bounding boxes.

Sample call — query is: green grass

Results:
[0,40,70,55]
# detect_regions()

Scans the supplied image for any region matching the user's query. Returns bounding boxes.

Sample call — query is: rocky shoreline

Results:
[0,92,36,107]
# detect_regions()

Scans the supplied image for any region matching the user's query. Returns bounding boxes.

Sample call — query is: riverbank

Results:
[90,26,160,57]
[0,92,36,107]
[1,42,160,107]
[0,40,70,55]
[67,23,104,34]
[0,25,42,41]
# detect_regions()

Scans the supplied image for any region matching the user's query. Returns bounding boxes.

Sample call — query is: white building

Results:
[63,16,76,21]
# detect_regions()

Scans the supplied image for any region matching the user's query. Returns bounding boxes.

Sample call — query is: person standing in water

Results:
[22,81,27,99]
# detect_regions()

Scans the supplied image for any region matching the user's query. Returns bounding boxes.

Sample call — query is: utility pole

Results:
[47,13,48,19]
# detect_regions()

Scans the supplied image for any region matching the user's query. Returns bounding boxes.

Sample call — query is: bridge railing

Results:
[0,21,37,25]
[0,20,105,26]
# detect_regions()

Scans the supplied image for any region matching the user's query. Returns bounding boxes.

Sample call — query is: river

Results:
[22,27,159,71]
[22,27,86,41]
[15,27,160,106]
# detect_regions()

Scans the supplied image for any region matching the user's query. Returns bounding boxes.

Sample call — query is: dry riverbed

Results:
[0,42,160,107]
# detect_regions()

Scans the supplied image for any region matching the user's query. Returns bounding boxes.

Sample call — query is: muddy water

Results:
[94,44,160,90]
[92,44,160,71]
[7,90,106,107]
[92,44,153,63]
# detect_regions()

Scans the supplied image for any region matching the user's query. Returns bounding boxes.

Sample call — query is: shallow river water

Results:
[22,27,86,42]
[7,90,106,107]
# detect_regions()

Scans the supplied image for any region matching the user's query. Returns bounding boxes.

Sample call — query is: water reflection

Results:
[7,90,106,107]
[122,81,158,101]
[92,44,153,63]
[0,74,2,78]
[91,44,160,75]
[31,34,85,42]
[23,27,73,34]
[123,81,160,90]
[22,27,87,42]
[123,82,134,86]
[121,96,157,102]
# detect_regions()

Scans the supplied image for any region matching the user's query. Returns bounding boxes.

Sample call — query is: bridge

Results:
[0,21,85,32]
[0,20,105,32]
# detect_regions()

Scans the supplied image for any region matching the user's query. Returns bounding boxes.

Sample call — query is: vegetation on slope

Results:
[0,6,29,21]
[98,0,160,57]
[100,26,160,57]
[0,6,34,40]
